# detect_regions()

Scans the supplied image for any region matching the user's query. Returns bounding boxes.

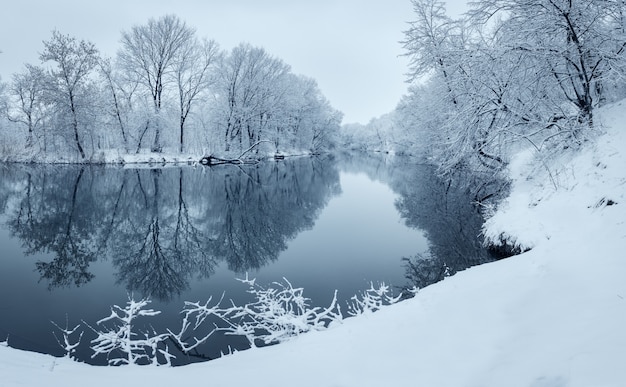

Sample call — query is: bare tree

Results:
[402,0,464,105]
[99,57,130,152]
[118,14,195,152]
[40,30,99,159]
[174,38,221,153]
[401,0,626,184]
[7,64,47,148]
[216,43,290,153]
[469,0,626,129]
[279,75,342,153]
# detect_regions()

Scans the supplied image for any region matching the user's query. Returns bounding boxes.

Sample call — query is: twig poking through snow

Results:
[51,315,83,360]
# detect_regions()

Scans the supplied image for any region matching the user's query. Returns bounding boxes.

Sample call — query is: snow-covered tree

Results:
[118,14,195,152]
[98,57,132,152]
[403,0,464,105]
[7,64,48,148]
[276,74,342,154]
[213,43,291,154]
[470,0,626,129]
[401,0,626,193]
[0,15,342,161]
[40,30,100,159]
[174,37,221,153]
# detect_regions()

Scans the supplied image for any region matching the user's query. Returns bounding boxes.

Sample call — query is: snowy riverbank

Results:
[2,101,625,386]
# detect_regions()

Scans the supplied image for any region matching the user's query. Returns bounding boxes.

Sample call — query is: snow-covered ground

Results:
[2,101,625,386]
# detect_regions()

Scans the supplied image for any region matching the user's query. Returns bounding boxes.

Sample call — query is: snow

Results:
[2,101,626,386]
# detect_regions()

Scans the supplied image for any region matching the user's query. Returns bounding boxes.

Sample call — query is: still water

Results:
[0,154,497,364]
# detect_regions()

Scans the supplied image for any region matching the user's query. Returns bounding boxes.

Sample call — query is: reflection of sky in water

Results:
[256,172,428,304]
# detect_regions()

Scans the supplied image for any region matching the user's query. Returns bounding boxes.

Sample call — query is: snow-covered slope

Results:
[2,102,625,386]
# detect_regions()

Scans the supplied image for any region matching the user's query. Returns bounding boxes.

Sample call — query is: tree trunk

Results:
[70,96,85,159]
[179,116,185,153]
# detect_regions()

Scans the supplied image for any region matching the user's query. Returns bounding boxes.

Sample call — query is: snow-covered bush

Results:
[168,294,231,355]
[172,276,343,351]
[224,276,343,346]
[51,316,83,360]
[85,297,174,366]
[61,278,404,365]
[347,282,402,316]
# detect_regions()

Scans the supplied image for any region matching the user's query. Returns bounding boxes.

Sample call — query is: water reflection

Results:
[392,165,498,289]
[0,155,501,364]
[6,167,99,289]
[0,157,341,300]
[0,153,497,299]
[338,153,498,290]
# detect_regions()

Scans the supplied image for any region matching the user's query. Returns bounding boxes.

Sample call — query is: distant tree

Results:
[215,43,291,153]
[402,0,463,105]
[280,75,342,153]
[7,64,48,148]
[98,57,130,152]
[1,19,343,160]
[173,38,221,153]
[0,75,9,141]
[40,30,99,159]
[118,14,195,152]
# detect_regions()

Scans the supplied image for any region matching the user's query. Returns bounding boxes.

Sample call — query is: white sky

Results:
[0,1,467,124]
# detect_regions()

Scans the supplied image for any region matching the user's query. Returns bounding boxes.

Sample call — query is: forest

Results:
[2,1,623,192]
[0,15,342,162]
[343,0,626,201]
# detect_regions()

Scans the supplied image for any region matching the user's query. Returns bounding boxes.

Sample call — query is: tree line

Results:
[341,0,626,200]
[0,15,342,162]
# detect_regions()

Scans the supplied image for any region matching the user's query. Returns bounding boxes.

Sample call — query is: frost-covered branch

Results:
[174,276,343,352]
[168,294,232,354]
[51,315,83,360]
[55,277,407,365]
[86,296,173,366]
[348,282,402,316]
[224,276,343,346]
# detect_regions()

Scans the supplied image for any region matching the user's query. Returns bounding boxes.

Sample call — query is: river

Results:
[0,153,497,364]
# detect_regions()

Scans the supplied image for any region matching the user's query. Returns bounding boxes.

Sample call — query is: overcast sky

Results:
[0,1,467,124]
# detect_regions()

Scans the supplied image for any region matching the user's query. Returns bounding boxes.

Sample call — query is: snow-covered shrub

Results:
[224,276,343,346]
[85,297,173,366]
[168,294,231,355]
[51,316,83,360]
[63,278,405,364]
[172,275,343,353]
[347,282,402,316]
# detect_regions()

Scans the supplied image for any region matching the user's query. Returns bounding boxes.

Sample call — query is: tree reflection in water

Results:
[0,156,340,300]
[0,153,497,300]
[338,153,499,291]
[7,167,98,289]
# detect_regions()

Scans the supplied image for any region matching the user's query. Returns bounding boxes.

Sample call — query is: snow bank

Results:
[1,102,625,386]
[483,101,626,251]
